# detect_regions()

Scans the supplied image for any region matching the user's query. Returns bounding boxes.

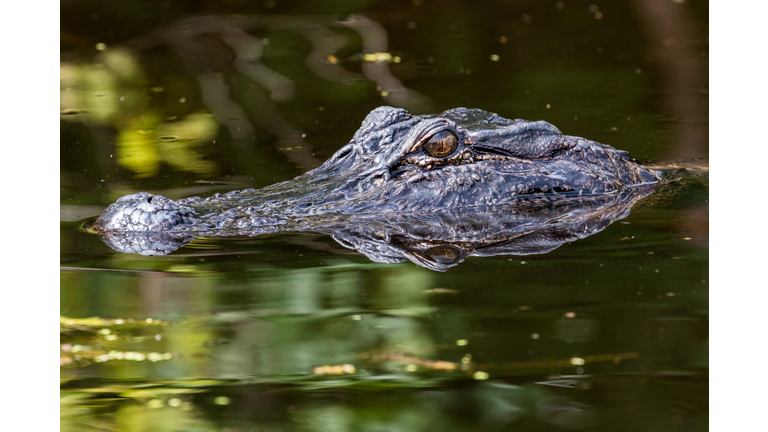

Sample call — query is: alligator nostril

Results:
[147,197,153,204]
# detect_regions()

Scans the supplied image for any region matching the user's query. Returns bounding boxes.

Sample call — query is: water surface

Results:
[61,1,708,430]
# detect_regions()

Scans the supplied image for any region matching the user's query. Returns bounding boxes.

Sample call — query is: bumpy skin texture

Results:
[317,185,655,271]
[93,107,661,263]
[94,192,200,232]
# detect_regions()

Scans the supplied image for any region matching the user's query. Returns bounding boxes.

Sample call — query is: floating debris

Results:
[313,364,356,375]
[60,316,170,328]
[363,52,393,63]
[569,357,585,366]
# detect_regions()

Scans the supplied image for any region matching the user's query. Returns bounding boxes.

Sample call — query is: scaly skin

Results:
[92,106,661,263]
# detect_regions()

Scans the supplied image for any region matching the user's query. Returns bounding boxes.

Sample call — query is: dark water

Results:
[61,1,708,430]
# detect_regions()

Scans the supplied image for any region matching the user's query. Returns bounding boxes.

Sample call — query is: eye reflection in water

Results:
[95,185,654,271]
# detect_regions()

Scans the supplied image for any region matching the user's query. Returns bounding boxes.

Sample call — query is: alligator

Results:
[92,106,661,267]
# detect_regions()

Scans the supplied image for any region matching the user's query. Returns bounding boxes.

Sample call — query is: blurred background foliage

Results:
[61,0,708,430]
[61,50,220,177]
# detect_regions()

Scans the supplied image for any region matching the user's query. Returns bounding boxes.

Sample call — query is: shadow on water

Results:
[61,1,708,431]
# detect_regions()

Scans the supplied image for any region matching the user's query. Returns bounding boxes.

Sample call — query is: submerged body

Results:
[93,107,660,263]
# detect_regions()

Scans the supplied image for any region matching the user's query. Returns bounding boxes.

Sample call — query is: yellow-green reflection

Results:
[61,49,219,178]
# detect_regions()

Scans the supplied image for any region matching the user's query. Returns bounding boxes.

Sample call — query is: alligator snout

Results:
[93,192,200,232]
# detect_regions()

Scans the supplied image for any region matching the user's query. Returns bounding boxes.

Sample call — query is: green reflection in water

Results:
[61,0,708,430]
[62,237,707,429]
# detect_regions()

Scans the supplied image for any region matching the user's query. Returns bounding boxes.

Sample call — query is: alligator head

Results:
[92,106,660,261]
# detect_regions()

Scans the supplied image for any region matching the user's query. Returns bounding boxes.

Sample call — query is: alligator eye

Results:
[424,130,458,158]
[425,245,461,264]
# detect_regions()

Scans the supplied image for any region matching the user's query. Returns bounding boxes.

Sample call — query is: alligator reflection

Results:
[97,185,654,271]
